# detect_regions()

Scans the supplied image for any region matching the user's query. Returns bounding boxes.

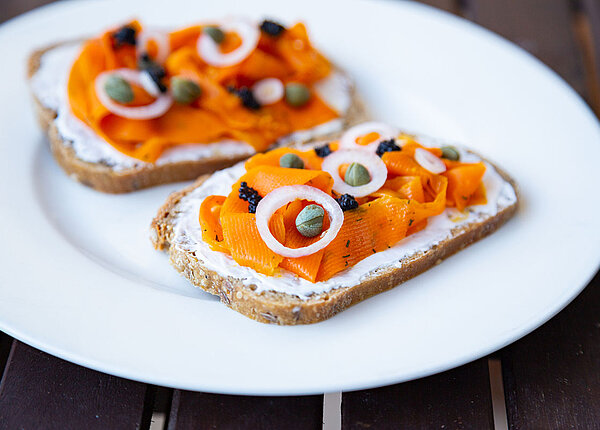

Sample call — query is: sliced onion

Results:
[252,78,284,105]
[197,20,259,67]
[137,29,170,64]
[255,185,343,258]
[339,121,397,151]
[414,148,446,174]
[321,149,387,197]
[94,69,173,120]
[139,70,161,97]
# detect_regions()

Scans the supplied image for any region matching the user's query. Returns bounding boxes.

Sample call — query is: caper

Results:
[171,77,202,104]
[295,204,324,238]
[344,162,371,186]
[104,75,134,104]
[441,145,460,161]
[285,83,311,107]
[204,26,225,44]
[279,153,304,169]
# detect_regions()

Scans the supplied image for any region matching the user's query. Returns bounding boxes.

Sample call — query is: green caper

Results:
[204,26,225,44]
[441,145,460,161]
[171,77,202,104]
[285,83,311,107]
[279,153,304,169]
[296,204,324,238]
[344,162,371,186]
[104,75,134,104]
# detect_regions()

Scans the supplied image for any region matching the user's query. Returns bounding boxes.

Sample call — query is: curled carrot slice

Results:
[199,195,228,253]
[400,140,443,158]
[444,162,486,211]
[221,213,283,275]
[244,147,324,171]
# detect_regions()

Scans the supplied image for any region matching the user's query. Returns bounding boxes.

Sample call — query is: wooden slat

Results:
[0,332,12,382]
[342,358,494,429]
[571,0,600,114]
[0,0,58,24]
[583,0,600,55]
[500,274,600,429]
[462,0,587,96]
[582,0,600,107]
[0,342,150,429]
[168,390,324,430]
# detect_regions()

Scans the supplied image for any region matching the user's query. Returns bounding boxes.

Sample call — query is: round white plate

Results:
[1,0,599,395]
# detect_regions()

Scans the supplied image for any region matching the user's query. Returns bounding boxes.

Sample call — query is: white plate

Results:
[0,0,599,395]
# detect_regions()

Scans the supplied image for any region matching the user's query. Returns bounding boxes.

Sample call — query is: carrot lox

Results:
[444,162,486,211]
[199,195,228,253]
[244,147,324,171]
[68,20,340,163]
[317,197,410,281]
[221,213,283,275]
[196,133,490,283]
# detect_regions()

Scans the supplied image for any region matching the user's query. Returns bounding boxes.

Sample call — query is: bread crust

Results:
[28,42,369,193]
[150,165,519,325]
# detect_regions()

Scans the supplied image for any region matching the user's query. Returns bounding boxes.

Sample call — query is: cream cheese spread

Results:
[30,42,353,171]
[169,146,517,300]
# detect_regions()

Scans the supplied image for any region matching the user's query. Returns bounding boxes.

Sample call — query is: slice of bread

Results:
[150,155,518,325]
[27,42,368,193]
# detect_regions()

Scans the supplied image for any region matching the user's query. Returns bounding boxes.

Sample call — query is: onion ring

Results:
[94,69,173,120]
[255,185,344,258]
[414,148,446,174]
[137,29,170,64]
[321,149,388,197]
[197,20,259,67]
[339,121,398,151]
[252,78,284,105]
[139,70,161,97]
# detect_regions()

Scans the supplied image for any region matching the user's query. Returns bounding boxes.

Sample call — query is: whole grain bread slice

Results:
[150,162,518,325]
[28,42,369,193]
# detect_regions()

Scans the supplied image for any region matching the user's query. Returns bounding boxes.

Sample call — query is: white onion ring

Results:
[339,121,398,151]
[252,78,284,105]
[139,70,161,97]
[137,29,170,64]
[255,185,344,258]
[197,20,259,67]
[414,148,446,174]
[321,149,388,197]
[95,69,173,120]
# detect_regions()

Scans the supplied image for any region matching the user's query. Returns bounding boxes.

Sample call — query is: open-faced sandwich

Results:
[151,122,518,324]
[28,18,364,192]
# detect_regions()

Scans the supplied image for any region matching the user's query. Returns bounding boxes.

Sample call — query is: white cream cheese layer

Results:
[169,147,517,300]
[30,43,353,171]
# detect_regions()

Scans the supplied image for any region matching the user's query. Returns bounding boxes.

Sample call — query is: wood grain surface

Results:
[342,359,494,429]
[168,390,324,430]
[500,272,600,429]
[0,342,151,430]
[464,0,587,96]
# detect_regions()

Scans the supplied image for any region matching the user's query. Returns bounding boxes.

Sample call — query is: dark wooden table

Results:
[1,1,599,429]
